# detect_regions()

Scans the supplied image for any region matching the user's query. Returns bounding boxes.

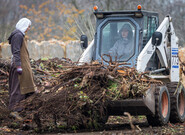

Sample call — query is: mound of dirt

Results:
[0,57,163,131]
[0,59,11,125]
[179,47,185,88]
[17,59,162,131]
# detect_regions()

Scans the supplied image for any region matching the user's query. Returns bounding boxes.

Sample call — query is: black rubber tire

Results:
[147,86,171,126]
[169,83,185,123]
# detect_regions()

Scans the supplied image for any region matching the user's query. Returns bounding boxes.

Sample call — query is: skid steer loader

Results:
[79,5,185,126]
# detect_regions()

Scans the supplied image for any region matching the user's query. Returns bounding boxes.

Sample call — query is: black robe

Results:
[8,30,34,111]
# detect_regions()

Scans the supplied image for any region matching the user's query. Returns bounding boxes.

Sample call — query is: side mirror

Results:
[152,32,162,46]
[80,35,88,49]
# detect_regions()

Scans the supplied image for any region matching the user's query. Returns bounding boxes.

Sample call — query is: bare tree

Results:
[0,0,21,42]
[0,0,185,45]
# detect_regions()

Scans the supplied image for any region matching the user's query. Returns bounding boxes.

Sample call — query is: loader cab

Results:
[92,6,159,67]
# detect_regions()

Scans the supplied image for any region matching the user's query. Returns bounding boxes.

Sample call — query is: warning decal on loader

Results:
[171,48,179,68]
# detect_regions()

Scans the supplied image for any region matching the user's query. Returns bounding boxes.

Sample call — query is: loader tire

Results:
[168,82,185,123]
[147,86,170,126]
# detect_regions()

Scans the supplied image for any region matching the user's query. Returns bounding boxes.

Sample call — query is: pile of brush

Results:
[15,59,162,131]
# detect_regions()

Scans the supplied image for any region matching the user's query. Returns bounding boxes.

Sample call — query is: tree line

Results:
[0,0,185,46]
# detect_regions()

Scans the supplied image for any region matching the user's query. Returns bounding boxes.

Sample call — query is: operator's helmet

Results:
[119,24,133,40]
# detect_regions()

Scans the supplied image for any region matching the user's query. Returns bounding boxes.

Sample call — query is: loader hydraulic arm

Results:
[137,16,177,73]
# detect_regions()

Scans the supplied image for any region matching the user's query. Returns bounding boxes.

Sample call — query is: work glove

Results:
[16,66,22,75]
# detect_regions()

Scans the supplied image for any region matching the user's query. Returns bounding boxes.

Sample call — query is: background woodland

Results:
[1,0,185,45]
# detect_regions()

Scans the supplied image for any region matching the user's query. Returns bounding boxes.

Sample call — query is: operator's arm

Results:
[11,33,23,66]
[108,41,119,57]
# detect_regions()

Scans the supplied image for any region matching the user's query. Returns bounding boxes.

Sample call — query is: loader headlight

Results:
[96,13,104,19]
[134,12,143,18]
[152,32,162,46]
[135,5,143,17]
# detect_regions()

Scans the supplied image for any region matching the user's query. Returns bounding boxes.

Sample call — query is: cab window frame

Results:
[99,20,136,62]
